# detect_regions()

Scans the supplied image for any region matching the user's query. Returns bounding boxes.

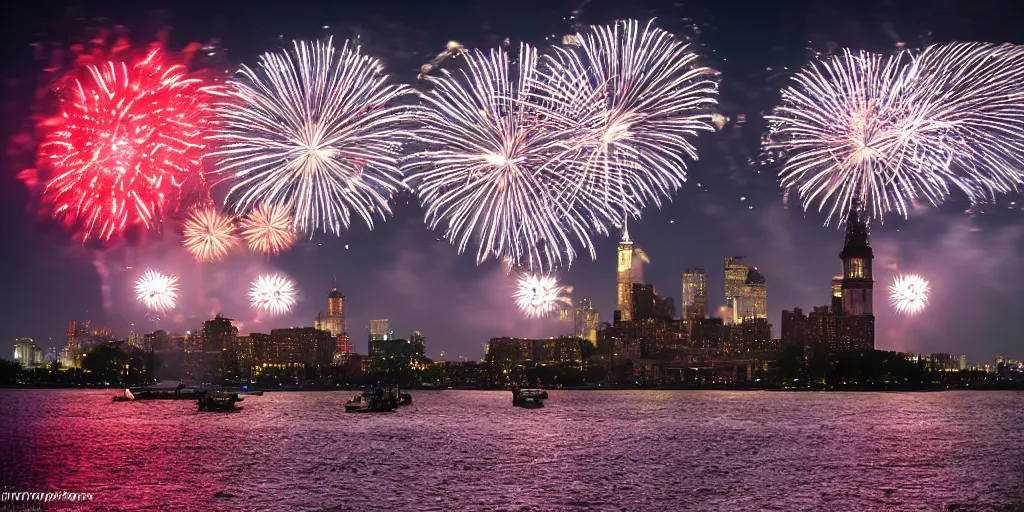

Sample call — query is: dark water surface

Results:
[1,389,1022,511]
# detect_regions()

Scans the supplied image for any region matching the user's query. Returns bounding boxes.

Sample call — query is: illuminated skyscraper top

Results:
[840,205,873,316]
[315,277,346,337]
[328,276,344,317]
[616,224,635,323]
[837,202,875,351]
[724,257,748,324]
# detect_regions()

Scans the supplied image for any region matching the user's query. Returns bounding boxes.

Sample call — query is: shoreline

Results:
[2,384,1022,392]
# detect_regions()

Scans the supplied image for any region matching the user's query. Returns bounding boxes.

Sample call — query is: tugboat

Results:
[197,391,244,412]
[512,388,547,408]
[345,385,401,413]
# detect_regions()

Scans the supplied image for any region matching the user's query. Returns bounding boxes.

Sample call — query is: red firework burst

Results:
[41,48,215,241]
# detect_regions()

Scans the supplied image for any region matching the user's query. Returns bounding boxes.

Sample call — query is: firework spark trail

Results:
[135,269,179,311]
[42,48,215,241]
[182,207,239,262]
[210,37,414,235]
[249,273,297,316]
[538,19,719,225]
[405,44,598,271]
[889,273,930,315]
[766,43,1024,225]
[239,203,297,256]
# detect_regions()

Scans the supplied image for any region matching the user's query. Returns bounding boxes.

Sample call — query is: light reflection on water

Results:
[1,389,1022,511]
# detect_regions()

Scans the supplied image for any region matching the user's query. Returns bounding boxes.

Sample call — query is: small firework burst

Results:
[239,204,298,256]
[514,273,573,318]
[889,273,930,315]
[135,269,179,311]
[182,207,239,262]
[249,273,297,316]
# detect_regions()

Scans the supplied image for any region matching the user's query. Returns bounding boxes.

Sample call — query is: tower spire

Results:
[621,216,631,243]
[333,274,338,291]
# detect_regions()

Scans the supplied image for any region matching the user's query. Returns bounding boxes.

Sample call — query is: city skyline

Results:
[9,200,1022,364]
[0,0,1022,362]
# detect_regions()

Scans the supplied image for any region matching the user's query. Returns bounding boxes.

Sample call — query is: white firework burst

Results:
[211,37,415,235]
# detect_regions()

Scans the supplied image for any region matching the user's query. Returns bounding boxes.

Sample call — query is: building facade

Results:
[734,267,768,323]
[314,279,346,337]
[616,229,635,323]
[838,206,875,350]
[368,319,394,356]
[724,257,748,324]
[680,268,707,321]
[573,298,600,345]
[13,337,43,368]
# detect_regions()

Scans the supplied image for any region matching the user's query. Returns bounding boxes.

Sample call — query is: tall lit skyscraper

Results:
[616,227,635,323]
[838,205,875,350]
[573,298,600,345]
[831,275,843,311]
[735,267,768,323]
[314,278,346,337]
[680,268,707,321]
[724,257,749,324]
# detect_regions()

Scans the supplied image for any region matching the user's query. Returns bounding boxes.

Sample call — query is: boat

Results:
[112,388,135,402]
[197,391,244,412]
[112,383,199,401]
[345,385,401,413]
[512,388,547,408]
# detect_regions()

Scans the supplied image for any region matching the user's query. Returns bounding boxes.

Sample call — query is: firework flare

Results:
[765,43,1024,225]
[889,273,930,315]
[182,207,239,262]
[239,203,298,256]
[513,272,573,318]
[406,44,598,271]
[249,273,297,316]
[210,37,413,235]
[40,48,216,241]
[538,19,719,223]
[135,269,179,311]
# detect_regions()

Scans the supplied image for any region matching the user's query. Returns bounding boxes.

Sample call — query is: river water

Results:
[0,389,1022,511]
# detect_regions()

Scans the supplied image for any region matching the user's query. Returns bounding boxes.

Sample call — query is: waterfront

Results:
[1,390,1022,511]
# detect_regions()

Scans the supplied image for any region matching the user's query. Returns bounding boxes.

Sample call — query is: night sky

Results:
[1,0,1022,361]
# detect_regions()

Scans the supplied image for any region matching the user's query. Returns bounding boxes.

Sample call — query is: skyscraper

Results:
[724,257,749,324]
[831,275,843,312]
[616,227,635,323]
[314,278,346,337]
[838,206,875,350]
[13,337,42,369]
[735,267,768,323]
[573,298,600,345]
[680,268,707,321]
[368,319,393,356]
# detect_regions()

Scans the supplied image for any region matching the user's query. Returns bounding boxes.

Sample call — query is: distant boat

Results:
[345,385,402,413]
[112,383,198,401]
[512,388,547,408]
[197,391,244,412]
